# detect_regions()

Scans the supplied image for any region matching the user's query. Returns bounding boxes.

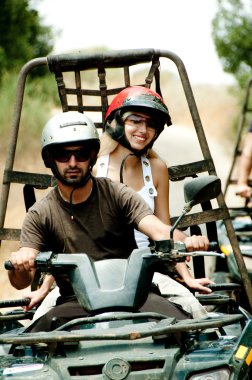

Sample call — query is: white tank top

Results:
[96,155,157,248]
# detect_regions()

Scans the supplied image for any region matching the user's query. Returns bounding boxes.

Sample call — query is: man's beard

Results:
[62,168,85,185]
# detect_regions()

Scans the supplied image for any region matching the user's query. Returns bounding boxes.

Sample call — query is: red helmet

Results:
[105,86,171,126]
[105,86,171,154]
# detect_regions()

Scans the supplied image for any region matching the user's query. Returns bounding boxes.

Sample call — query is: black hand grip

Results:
[0,298,31,308]
[207,283,241,291]
[4,260,14,270]
[4,252,54,271]
[208,242,219,251]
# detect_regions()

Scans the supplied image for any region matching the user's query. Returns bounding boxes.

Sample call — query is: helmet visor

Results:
[122,112,165,132]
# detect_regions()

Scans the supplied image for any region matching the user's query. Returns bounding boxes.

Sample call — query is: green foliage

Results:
[212,0,252,87]
[0,70,59,156]
[0,0,54,80]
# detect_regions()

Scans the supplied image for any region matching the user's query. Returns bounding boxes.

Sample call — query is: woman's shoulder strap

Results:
[141,156,157,197]
[96,155,109,177]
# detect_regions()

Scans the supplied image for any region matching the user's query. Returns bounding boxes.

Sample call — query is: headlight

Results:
[189,367,230,380]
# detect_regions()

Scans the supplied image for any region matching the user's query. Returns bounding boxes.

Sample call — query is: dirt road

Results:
[154,124,232,215]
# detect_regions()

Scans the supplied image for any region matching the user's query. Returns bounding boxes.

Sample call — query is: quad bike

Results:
[217,208,252,284]
[0,175,251,379]
[0,48,252,378]
[216,76,252,292]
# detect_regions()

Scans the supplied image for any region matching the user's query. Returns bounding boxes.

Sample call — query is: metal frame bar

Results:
[0,49,251,310]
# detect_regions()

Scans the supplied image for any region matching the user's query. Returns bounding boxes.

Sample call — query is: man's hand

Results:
[10,247,37,272]
[184,235,209,252]
[8,247,38,290]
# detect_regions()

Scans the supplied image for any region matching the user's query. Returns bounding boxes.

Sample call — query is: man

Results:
[8,111,209,331]
[236,124,252,198]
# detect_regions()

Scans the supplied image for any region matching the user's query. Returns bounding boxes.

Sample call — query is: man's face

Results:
[53,145,92,185]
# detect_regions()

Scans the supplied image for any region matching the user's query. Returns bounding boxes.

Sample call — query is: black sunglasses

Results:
[53,148,91,163]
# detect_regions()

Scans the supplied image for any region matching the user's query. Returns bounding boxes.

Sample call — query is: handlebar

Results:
[174,251,225,258]
[4,260,16,270]
[208,242,219,251]
[0,298,31,308]
[207,283,241,292]
[4,241,222,271]
[154,240,223,262]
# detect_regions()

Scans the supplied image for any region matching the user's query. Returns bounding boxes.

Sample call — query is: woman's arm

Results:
[22,275,55,311]
[152,158,170,224]
[175,261,214,293]
[236,132,252,198]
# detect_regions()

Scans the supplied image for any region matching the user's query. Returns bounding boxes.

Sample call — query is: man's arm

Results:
[8,247,39,290]
[236,132,252,198]
[138,214,209,251]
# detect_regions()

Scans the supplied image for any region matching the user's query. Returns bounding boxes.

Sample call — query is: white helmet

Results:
[41,112,100,186]
[41,111,100,167]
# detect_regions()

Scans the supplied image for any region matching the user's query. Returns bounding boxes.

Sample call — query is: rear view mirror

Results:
[170,175,221,238]
[184,175,221,208]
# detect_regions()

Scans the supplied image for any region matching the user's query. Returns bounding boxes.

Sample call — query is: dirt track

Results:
[154,124,234,212]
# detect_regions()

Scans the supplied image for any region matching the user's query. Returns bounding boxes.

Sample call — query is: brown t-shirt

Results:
[20,177,153,261]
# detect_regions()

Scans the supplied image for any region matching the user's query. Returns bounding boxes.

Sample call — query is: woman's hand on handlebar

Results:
[22,274,55,312]
[21,288,48,312]
[184,277,215,294]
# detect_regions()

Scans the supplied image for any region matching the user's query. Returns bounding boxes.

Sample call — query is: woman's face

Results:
[123,111,156,151]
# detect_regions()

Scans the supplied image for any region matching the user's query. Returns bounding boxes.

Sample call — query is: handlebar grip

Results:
[207,283,241,291]
[4,260,14,270]
[208,242,219,251]
[0,298,31,308]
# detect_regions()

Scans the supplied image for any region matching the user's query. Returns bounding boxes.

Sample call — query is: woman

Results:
[24,86,213,319]
[93,86,213,318]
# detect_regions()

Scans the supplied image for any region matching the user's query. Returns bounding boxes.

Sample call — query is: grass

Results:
[0,71,59,161]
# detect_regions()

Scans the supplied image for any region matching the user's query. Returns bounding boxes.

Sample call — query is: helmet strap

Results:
[119,153,135,183]
[68,174,93,220]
